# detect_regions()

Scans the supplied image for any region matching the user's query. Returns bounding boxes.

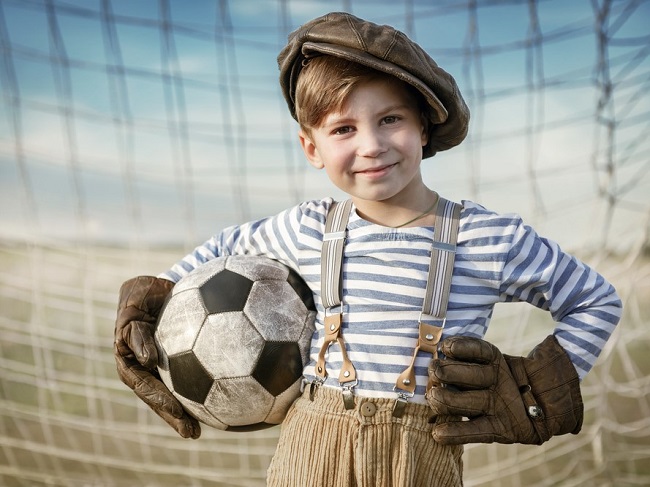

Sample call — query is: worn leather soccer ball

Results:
[155,255,316,431]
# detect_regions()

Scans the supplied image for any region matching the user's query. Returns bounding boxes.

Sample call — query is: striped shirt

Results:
[162,198,622,404]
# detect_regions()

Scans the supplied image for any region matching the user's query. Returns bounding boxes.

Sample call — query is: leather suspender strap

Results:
[316,200,357,408]
[393,197,461,417]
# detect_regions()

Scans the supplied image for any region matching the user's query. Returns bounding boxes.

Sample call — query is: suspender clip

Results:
[309,377,324,401]
[392,389,414,418]
[341,380,357,410]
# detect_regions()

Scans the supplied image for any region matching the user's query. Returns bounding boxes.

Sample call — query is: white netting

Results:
[0,0,648,486]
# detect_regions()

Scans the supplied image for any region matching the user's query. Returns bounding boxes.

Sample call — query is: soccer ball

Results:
[155,255,316,431]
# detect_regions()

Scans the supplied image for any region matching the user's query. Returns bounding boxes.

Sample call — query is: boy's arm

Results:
[427,217,622,445]
[160,202,317,283]
[498,221,622,380]
[113,201,320,436]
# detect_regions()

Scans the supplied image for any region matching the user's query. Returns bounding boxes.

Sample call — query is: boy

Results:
[114,12,621,486]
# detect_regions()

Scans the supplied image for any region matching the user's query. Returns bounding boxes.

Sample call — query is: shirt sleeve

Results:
[158,199,330,283]
[499,218,622,380]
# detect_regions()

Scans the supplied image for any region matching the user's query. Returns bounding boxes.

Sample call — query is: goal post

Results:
[0,1,648,486]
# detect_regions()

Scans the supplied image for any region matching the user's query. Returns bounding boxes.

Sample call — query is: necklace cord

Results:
[393,193,439,228]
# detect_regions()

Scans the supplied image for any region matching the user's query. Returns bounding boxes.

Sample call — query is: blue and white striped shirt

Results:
[162,198,622,404]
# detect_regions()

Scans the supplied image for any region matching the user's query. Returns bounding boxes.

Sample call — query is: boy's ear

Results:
[299,130,324,169]
[420,114,430,148]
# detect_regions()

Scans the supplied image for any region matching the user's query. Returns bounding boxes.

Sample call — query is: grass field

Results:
[0,242,648,486]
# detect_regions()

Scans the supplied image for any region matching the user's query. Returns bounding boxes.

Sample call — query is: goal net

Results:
[1,1,648,485]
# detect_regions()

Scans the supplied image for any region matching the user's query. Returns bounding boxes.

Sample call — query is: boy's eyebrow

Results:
[321,114,353,128]
[379,103,414,115]
[323,103,413,126]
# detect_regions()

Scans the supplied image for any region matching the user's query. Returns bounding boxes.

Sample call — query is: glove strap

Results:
[505,355,552,443]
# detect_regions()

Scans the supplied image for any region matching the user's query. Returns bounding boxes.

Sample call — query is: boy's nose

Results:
[356,128,387,158]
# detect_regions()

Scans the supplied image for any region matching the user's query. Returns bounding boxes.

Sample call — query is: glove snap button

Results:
[528,405,543,418]
[360,402,377,417]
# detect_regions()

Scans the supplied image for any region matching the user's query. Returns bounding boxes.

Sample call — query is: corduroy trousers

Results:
[267,386,464,486]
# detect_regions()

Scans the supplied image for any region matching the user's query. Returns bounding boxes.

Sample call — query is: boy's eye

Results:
[382,115,399,124]
[332,126,352,135]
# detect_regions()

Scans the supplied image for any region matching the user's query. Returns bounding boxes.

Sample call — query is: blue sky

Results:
[0,0,648,252]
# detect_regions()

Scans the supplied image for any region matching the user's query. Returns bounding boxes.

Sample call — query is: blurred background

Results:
[0,0,648,485]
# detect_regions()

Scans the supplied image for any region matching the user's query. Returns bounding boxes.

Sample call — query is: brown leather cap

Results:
[277,12,470,158]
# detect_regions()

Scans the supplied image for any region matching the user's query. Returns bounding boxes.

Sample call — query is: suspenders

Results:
[315,199,358,408]
[315,196,462,415]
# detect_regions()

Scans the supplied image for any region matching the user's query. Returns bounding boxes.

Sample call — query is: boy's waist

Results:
[301,370,431,406]
[296,382,435,427]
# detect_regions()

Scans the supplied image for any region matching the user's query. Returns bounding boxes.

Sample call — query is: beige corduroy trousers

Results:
[267,386,464,486]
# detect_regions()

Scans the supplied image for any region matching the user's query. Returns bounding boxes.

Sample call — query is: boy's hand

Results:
[115,276,201,439]
[426,335,583,445]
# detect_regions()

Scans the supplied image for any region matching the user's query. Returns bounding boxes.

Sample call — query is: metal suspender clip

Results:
[309,377,324,401]
[341,380,358,410]
[392,389,414,418]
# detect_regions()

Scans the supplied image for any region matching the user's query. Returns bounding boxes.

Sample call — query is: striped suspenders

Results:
[314,199,357,408]
[316,197,462,414]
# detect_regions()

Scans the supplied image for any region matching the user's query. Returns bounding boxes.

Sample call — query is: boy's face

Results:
[299,77,428,208]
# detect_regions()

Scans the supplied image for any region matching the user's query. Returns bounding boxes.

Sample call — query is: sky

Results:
[0,0,648,253]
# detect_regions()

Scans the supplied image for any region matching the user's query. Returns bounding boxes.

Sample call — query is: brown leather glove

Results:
[115,276,200,439]
[426,335,583,445]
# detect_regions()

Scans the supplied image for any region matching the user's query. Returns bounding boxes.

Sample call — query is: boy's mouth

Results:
[355,162,397,177]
